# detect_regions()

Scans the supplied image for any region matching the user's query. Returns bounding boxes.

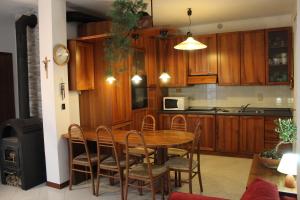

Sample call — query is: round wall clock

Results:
[53,44,70,66]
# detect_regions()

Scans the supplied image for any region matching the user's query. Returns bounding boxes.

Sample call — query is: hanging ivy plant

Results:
[105,0,147,74]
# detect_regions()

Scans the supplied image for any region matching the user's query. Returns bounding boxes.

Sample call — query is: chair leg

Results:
[96,168,100,196]
[167,171,171,194]
[197,165,203,192]
[120,171,125,200]
[178,172,182,187]
[69,168,73,190]
[138,181,143,195]
[174,171,178,187]
[124,175,129,200]
[188,171,192,194]
[161,177,165,200]
[91,170,95,195]
[150,181,156,200]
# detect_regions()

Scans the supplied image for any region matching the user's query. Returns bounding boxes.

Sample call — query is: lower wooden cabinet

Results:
[186,115,215,151]
[239,116,265,154]
[216,115,239,153]
[264,117,281,150]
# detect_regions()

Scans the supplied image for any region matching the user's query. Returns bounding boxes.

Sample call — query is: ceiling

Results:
[0,0,296,26]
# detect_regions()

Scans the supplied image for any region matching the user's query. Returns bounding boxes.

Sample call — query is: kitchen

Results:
[0,0,298,200]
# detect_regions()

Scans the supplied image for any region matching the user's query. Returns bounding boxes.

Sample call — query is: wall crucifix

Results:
[42,57,50,79]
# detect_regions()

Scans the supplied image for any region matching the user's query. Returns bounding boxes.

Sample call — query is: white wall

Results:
[0,15,19,117]
[180,14,293,35]
[67,22,80,125]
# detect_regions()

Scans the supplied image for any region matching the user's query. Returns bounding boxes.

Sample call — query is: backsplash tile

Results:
[168,85,293,108]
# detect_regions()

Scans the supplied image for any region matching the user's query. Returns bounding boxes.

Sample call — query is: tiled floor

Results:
[0,155,252,200]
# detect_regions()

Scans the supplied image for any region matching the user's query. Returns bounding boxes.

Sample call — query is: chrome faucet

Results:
[240,104,250,112]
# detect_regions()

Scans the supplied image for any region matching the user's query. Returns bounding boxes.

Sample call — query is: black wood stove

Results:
[0,118,46,190]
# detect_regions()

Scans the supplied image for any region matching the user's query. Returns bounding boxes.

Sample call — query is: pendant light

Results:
[106,66,116,84]
[159,30,171,83]
[131,34,143,85]
[174,8,207,50]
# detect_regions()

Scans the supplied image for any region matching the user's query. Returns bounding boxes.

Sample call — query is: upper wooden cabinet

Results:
[68,40,95,91]
[158,37,188,87]
[216,115,239,153]
[239,116,265,154]
[188,34,217,75]
[266,27,292,85]
[241,30,266,85]
[217,32,241,85]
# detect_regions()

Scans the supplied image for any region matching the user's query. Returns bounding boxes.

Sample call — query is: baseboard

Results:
[46,180,69,189]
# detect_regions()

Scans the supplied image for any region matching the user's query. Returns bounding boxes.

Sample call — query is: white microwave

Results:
[163,97,189,110]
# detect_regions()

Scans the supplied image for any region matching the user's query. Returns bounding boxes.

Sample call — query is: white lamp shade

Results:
[131,74,142,84]
[106,75,116,84]
[159,72,171,83]
[174,36,207,50]
[277,153,298,175]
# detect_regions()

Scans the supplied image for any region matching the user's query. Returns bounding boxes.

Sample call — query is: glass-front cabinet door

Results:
[266,27,292,85]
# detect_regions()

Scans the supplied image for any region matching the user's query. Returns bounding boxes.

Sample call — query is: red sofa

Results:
[168,178,296,200]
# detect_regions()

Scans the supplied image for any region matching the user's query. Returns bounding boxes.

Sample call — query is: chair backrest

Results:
[125,131,154,180]
[141,114,156,131]
[170,114,187,131]
[68,124,91,162]
[188,121,202,169]
[95,126,121,170]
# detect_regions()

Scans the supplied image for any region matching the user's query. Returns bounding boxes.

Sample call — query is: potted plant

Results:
[104,0,149,75]
[259,118,297,168]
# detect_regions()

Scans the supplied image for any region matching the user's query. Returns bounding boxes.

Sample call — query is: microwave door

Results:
[165,99,178,109]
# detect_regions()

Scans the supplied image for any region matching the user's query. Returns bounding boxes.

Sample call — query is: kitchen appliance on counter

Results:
[163,97,189,110]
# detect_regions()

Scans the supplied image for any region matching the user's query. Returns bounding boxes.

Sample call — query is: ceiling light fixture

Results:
[106,75,116,84]
[174,8,207,50]
[159,30,171,83]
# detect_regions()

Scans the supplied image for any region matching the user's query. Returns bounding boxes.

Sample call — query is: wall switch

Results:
[257,93,263,101]
[61,103,65,110]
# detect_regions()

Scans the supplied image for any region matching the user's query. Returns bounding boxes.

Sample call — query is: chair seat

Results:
[73,153,107,166]
[126,147,155,157]
[166,157,198,171]
[129,163,168,179]
[168,148,188,157]
[100,156,136,169]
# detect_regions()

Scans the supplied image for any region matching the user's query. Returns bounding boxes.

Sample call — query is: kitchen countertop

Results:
[159,107,293,117]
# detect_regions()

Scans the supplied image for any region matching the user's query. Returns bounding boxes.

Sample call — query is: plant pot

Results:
[258,155,280,169]
[137,16,153,29]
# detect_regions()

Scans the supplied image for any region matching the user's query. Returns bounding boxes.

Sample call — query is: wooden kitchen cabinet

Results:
[264,117,280,150]
[188,34,217,76]
[217,32,241,85]
[186,115,215,151]
[216,115,239,153]
[145,38,158,87]
[68,40,95,90]
[266,27,292,85]
[159,114,179,130]
[111,60,132,125]
[241,30,266,85]
[131,108,148,131]
[239,116,265,154]
[158,37,188,87]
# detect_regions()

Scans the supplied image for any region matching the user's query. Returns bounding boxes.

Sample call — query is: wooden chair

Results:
[141,114,156,131]
[95,126,135,198]
[68,124,99,195]
[127,114,155,158]
[168,114,189,158]
[124,130,170,200]
[166,122,203,194]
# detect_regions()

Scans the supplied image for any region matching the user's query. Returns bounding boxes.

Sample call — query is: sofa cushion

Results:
[168,192,225,200]
[241,178,280,200]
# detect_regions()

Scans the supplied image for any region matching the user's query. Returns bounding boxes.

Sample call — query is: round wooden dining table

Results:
[63,128,194,164]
